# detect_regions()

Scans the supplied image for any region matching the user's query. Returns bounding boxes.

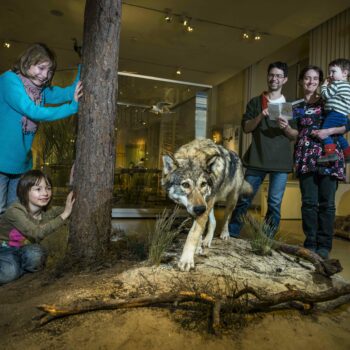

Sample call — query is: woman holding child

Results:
[278,65,348,259]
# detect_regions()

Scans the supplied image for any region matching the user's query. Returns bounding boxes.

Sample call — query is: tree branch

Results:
[35,285,350,328]
[273,241,343,277]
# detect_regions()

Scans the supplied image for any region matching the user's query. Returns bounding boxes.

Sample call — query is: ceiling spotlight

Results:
[182,16,189,27]
[176,68,182,75]
[165,14,172,22]
[242,31,250,40]
[164,9,172,23]
[254,33,262,40]
[3,42,11,48]
[186,24,194,32]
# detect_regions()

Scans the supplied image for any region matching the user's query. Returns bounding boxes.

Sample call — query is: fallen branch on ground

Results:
[273,242,342,277]
[35,284,350,331]
[243,214,343,277]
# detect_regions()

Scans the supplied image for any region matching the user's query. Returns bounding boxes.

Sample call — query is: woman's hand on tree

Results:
[74,81,83,102]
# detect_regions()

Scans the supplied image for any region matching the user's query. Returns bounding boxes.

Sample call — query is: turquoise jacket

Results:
[0,69,79,174]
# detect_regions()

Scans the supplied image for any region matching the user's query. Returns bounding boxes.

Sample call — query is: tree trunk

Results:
[67,0,122,267]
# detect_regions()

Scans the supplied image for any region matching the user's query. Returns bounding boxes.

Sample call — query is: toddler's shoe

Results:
[317,144,338,164]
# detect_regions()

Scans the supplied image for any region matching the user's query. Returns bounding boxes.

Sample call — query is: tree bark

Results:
[67,0,122,267]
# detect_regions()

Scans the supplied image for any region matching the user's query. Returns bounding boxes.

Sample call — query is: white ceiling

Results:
[0,1,349,90]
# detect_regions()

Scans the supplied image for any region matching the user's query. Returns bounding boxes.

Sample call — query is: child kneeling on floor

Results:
[0,170,74,284]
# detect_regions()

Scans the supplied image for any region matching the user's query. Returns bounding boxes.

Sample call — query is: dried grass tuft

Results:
[243,214,276,256]
[147,206,190,266]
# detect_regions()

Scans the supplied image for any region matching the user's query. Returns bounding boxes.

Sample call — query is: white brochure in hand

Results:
[268,99,303,121]
[268,102,293,120]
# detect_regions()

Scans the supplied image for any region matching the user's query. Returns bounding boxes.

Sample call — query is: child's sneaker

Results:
[317,144,338,164]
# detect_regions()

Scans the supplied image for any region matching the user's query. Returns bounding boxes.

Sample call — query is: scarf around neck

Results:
[17,73,43,134]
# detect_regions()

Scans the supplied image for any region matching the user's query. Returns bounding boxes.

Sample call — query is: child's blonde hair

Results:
[12,43,57,86]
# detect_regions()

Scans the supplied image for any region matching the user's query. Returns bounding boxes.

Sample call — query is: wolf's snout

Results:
[193,205,206,216]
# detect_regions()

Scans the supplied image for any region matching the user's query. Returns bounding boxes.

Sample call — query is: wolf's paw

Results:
[178,257,195,271]
[220,231,230,240]
[195,245,204,255]
[202,236,212,248]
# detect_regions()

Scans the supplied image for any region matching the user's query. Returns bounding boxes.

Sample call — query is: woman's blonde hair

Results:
[12,43,57,86]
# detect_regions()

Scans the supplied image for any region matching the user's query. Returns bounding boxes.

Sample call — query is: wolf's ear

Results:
[206,155,220,173]
[162,155,178,175]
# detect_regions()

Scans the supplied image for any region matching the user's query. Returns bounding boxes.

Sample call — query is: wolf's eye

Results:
[200,181,207,188]
[181,182,190,189]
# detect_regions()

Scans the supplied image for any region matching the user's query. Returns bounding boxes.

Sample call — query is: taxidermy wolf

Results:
[162,138,252,271]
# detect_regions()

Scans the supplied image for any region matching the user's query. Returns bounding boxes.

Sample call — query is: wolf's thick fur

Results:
[162,138,252,271]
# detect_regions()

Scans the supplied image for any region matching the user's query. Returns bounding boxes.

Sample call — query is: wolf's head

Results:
[162,155,221,217]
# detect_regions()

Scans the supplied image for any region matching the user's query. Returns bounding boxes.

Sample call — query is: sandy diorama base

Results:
[1,228,350,350]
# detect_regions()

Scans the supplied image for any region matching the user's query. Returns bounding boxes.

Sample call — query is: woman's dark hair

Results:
[298,65,324,83]
[12,43,57,87]
[17,170,53,211]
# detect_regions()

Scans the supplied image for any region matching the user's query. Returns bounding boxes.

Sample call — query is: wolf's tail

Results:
[240,180,253,196]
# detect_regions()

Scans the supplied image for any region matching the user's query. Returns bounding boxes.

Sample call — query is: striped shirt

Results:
[321,80,350,115]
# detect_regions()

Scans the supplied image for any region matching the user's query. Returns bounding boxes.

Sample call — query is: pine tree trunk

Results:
[67,0,121,267]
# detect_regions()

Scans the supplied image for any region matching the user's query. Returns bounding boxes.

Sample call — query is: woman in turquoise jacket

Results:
[0,43,82,214]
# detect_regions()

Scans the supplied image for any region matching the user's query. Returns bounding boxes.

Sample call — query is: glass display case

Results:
[34,72,211,209]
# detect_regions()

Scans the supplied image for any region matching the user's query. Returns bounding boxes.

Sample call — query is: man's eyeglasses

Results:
[268,73,285,79]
